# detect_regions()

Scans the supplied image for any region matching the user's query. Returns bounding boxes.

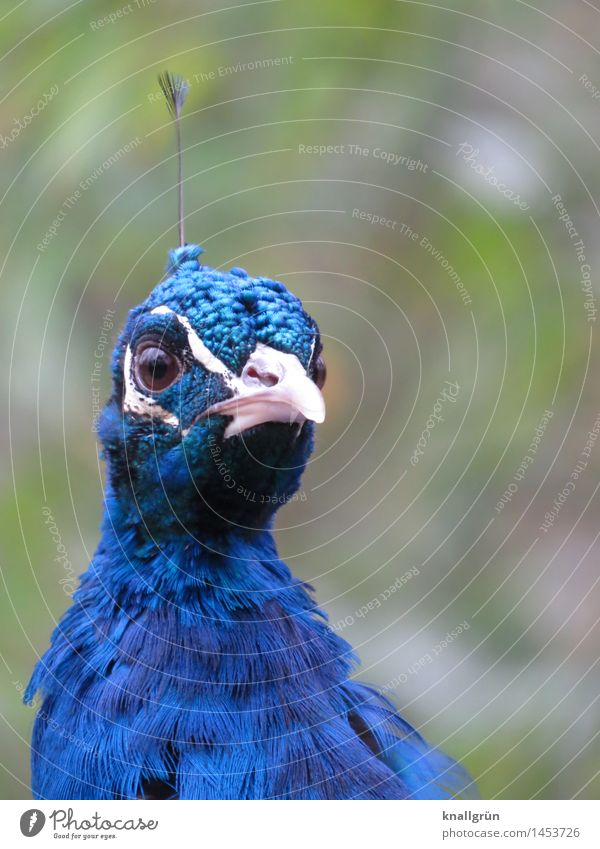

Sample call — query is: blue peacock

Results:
[25,74,475,800]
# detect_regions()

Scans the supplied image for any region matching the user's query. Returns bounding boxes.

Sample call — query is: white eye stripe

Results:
[122,305,232,428]
[308,335,318,368]
[150,306,231,377]
[125,305,316,433]
[122,345,180,426]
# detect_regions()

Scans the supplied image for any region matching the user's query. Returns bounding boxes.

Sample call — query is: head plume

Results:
[158,71,190,247]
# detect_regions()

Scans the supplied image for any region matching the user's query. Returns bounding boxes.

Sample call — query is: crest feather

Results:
[158,71,189,119]
[158,71,190,246]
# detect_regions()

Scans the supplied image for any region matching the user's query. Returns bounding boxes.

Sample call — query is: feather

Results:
[157,71,189,120]
[26,517,475,799]
[157,71,190,247]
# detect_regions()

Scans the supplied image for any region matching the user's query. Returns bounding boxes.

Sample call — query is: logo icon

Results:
[19,810,45,837]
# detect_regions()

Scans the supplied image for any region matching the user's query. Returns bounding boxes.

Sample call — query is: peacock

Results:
[25,73,475,800]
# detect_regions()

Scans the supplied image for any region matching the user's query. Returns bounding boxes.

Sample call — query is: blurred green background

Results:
[2,0,600,799]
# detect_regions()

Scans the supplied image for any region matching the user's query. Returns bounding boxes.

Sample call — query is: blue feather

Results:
[26,246,476,800]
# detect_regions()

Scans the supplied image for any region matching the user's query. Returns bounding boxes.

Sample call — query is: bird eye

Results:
[313,355,326,390]
[134,342,182,392]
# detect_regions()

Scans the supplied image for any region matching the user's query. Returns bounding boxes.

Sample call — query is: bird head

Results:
[99,245,326,535]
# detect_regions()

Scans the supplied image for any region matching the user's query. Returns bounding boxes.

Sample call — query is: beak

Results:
[200,344,325,439]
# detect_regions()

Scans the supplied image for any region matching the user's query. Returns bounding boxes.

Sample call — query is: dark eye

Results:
[313,354,326,390]
[134,342,181,392]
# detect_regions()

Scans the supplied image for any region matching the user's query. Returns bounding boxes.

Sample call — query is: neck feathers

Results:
[26,523,412,799]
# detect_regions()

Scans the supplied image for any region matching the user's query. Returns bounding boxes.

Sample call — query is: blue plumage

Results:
[26,245,475,799]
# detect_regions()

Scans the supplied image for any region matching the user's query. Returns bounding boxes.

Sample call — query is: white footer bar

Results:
[2,800,599,848]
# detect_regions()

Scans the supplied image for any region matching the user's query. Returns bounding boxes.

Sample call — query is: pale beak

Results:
[201,343,325,439]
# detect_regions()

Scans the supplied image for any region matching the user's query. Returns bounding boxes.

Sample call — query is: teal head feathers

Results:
[99,243,326,534]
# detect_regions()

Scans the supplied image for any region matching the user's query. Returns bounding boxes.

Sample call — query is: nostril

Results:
[244,364,280,387]
[261,371,280,387]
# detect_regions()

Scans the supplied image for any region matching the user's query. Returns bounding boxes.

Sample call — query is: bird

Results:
[25,73,476,801]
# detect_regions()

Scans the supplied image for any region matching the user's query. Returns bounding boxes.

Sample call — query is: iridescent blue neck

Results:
[96,506,311,619]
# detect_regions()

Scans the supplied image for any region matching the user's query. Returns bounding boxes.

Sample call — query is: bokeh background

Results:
[2,0,600,800]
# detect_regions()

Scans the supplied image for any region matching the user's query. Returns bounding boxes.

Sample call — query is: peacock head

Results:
[99,245,326,535]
